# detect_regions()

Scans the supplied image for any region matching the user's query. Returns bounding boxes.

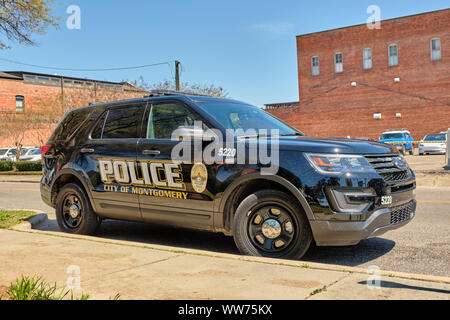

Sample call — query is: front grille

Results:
[365,154,411,183]
[390,201,416,225]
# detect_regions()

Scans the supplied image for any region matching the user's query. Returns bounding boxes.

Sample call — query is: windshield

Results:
[381,133,404,140]
[0,149,7,156]
[20,149,29,156]
[30,149,41,155]
[424,134,446,142]
[197,102,302,136]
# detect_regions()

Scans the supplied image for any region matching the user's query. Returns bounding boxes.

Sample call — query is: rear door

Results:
[136,100,216,230]
[81,102,146,222]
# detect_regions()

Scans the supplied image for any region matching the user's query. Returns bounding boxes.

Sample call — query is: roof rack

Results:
[145,90,212,98]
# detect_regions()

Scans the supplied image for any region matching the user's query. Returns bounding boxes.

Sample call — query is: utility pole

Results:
[175,60,180,91]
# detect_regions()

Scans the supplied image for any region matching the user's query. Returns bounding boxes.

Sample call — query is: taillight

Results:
[41,145,51,164]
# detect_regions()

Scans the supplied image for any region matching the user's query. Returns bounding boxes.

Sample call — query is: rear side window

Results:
[101,105,144,139]
[91,112,107,140]
[51,109,92,141]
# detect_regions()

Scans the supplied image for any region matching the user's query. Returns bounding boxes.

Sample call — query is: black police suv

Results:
[41,91,416,260]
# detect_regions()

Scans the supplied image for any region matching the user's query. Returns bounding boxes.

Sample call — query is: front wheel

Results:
[233,190,312,260]
[55,183,101,235]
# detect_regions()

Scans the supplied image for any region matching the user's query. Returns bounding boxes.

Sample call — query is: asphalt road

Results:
[0,182,449,277]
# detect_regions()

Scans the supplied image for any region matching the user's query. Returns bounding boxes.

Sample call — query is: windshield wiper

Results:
[280,132,305,137]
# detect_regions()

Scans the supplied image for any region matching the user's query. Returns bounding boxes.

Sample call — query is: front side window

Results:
[147,103,202,140]
[102,105,144,139]
[363,48,372,69]
[334,53,343,73]
[431,38,441,61]
[15,96,24,113]
[389,44,398,66]
[311,56,320,76]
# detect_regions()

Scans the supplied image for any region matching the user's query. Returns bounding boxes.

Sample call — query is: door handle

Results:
[80,148,95,154]
[143,150,161,156]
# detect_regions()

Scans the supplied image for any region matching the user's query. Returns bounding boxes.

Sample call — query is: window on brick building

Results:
[388,44,398,66]
[334,53,343,73]
[311,56,320,76]
[431,38,441,61]
[363,48,372,69]
[15,96,25,113]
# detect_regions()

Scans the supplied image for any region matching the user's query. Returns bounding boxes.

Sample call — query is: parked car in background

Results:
[419,133,448,155]
[379,129,415,155]
[0,148,17,161]
[21,148,42,161]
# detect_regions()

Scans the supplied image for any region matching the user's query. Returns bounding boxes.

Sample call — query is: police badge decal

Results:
[191,163,208,193]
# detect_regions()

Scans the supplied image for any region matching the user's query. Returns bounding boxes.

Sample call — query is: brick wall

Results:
[269,9,450,141]
[0,77,146,147]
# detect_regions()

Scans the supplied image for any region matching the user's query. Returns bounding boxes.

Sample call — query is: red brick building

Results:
[0,71,148,147]
[267,9,450,141]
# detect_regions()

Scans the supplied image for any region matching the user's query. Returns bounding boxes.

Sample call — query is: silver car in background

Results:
[419,133,448,155]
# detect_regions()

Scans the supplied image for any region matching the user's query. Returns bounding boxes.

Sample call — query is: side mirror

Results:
[172,126,216,142]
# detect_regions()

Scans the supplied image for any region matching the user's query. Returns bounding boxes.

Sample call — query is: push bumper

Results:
[310,199,416,246]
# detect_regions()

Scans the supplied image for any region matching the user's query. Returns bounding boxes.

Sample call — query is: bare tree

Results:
[132,77,229,98]
[0,111,34,160]
[0,0,59,49]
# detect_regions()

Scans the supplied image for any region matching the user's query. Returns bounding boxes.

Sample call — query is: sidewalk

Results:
[1,222,449,300]
[0,174,42,183]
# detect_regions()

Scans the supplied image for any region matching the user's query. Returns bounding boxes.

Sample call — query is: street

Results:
[0,182,449,277]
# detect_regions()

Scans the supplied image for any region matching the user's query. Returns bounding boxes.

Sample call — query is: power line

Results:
[0,57,176,72]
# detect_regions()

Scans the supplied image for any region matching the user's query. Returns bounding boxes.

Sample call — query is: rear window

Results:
[0,149,7,156]
[50,108,92,141]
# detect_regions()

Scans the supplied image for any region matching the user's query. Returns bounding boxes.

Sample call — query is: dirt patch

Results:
[0,286,10,300]
[415,172,450,187]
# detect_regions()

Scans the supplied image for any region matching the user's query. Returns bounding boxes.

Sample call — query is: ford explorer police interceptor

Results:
[40,91,416,260]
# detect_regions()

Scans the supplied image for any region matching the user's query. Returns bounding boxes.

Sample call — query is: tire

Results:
[55,183,101,235]
[409,147,415,156]
[233,190,312,260]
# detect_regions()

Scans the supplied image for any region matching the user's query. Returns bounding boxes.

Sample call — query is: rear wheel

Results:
[55,183,101,235]
[409,147,415,155]
[233,190,312,260]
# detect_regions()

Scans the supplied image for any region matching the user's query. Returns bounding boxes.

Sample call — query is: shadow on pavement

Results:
[303,238,396,267]
[358,280,450,294]
[36,218,395,266]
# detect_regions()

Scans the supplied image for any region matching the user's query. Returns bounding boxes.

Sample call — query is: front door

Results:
[136,101,216,230]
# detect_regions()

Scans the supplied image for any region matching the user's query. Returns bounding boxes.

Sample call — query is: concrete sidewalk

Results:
[0,175,42,184]
[1,223,449,300]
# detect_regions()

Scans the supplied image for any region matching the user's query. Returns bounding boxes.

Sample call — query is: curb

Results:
[12,213,450,286]
[12,211,48,231]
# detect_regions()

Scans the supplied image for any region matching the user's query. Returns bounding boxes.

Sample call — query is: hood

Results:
[269,136,399,155]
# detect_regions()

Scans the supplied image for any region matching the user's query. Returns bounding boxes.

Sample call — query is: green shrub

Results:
[0,161,13,172]
[6,276,90,301]
[14,161,42,172]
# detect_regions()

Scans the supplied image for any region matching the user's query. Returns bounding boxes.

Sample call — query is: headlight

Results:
[305,153,376,175]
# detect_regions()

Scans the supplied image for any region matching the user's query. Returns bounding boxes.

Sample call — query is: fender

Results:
[215,172,316,232]
[50,166,98,212]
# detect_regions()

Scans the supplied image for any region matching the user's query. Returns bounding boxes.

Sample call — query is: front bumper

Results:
[419,146,446,154]
[310,200,416,246]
